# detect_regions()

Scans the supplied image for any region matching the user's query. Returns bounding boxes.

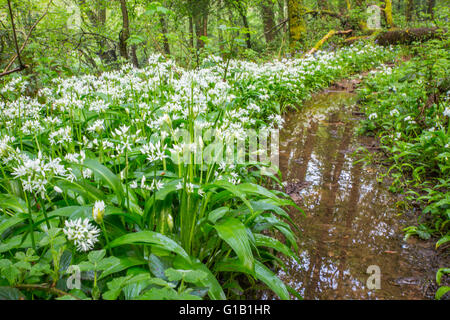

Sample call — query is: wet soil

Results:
[262,89,449,300]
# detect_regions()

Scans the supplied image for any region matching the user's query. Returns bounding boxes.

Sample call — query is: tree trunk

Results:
[261,0,276,43]
[191,0,209,49]
[427,0,436,19]
[188,16,194,48]
[277,0,287,32]
[160,16,170,55]
[118,0,129,60]
[287,0,306,50]
[241,10,251,49]
[384,0,394,28]
[405,0,413,23]
[130,45,138,67]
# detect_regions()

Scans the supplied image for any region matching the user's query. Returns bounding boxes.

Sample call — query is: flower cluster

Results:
[63,218,101,252]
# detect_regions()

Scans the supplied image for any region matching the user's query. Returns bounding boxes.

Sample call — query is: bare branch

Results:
[3,0,53,73]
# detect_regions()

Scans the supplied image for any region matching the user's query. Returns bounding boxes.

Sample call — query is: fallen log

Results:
[345,27,445,45]
[306,29,352,55]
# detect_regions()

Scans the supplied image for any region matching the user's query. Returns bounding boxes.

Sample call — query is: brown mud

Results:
[262,83,449,300]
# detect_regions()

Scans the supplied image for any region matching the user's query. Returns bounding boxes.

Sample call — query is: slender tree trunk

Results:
[118,0,129,60]
[241,10,251,49]
[192,0,209,49]
[217,0,224,52]
[188,16,194,48]
[427,0,436,19]
[405,0,413,23]
[277,0,287,32]
[287,0,306,50]
[159,16,170,55]
[261,0,276,43]
[384,0,394,28]
[130,45,138,67]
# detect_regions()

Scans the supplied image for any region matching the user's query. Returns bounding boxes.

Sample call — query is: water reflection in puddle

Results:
[266,92,435,300]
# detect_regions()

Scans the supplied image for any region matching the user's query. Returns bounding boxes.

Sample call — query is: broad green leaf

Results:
[205,180,252,212]
[88,249,106,263]
[436,268,450,286]
[254,234,299,262]
[106,231,190,262]
[214,217,254,274]
[435,286,450,300]
[0,194,27,214]
[0,215,26,236]
[436,235,450,249]
[173,256,226,300]
[99,256,147,280]
[207,207,230,223]
[0,287,25,300]
[165,268,207,283]
[83,159,125,204]
[215,258,290,300]
[254,260,290,300]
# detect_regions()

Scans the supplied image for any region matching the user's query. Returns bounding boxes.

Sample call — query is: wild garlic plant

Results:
[0,44,396,300]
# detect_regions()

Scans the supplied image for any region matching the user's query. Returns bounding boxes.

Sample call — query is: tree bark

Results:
[118,0,130,60]
[405,0,413,23]
[191,0,209,49]
[427,0,436,19]
[188,16,194,48]
[261,0,276,43]
[287,0,306,50]
[306,29,352,55]
[384,0,394,28]
[160,16,170,55]
[346,27,444,45]
[240,10,251,49]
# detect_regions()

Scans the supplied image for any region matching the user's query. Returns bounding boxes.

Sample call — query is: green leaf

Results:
[436,235,450,249]
[214,217,254,274]
[0,287,25,300]
[216,258,290,300]
[83,159,125,205]
[206,180,252,212]
[165,268,207,283]
[88,249,106,264]
[436,268,450,286]
[137,287,201,300]
[254,260,290,300]
[48,206,91,220]
[56,180,104,202]
[0,215,26,236]
[99,256,147,280]
[0,194,27,214]
[173,257,226,300]
[254,234,299,263]
[148,254,170,280]
[435,286,450,300]
[207,207,230,224]
[106,231,190,262]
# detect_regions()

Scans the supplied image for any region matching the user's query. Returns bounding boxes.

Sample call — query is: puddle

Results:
[263,91,446,300]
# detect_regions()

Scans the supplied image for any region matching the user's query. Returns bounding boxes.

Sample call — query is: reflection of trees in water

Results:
[275,93,423,299]
[303,110,353,299]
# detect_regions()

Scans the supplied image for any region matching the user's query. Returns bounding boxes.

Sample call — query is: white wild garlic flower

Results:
[63,218,101,252]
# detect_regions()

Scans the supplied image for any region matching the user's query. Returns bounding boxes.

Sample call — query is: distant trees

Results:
[0,0,446,75]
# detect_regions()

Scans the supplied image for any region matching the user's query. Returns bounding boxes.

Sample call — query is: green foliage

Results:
[358,37,450,299]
